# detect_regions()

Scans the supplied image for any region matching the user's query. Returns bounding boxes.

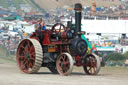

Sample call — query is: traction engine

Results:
[16,3,101,76]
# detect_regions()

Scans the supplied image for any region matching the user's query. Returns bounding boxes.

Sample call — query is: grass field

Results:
[12,0,25,9]
[0,0,9,8]
[34,0,122,11]
[25,0,38,9]
[0,0,36,9]
[0,0,26,9]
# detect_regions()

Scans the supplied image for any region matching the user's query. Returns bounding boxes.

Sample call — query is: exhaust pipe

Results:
[74,3,83,37]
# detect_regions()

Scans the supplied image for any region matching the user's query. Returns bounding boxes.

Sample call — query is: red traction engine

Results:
[16,3,101,76]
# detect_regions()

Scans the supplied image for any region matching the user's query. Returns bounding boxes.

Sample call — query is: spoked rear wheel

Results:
[83,53,101,75]
[56,53,74,76]
[16,39,43,74]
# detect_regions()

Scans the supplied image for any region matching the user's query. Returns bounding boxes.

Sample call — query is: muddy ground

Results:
[0,57,128,85]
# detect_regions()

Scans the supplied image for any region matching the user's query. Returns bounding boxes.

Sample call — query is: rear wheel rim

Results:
[16,39,43,74]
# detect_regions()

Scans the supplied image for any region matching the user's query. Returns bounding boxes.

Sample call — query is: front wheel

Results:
[56,53,74,76]
[83,53,101,75]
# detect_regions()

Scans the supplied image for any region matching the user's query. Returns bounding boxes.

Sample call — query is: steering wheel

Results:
[51,23,66,33]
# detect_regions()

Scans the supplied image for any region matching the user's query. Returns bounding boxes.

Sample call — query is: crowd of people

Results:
[0,22,26,55]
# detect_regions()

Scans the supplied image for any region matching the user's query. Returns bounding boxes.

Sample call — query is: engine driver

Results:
[34,18,46,43]
[34,18,46,31]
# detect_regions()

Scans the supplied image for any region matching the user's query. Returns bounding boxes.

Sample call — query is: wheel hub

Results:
[24,53,30,60]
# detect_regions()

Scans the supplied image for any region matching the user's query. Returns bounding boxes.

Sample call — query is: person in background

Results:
[34,18,46,31]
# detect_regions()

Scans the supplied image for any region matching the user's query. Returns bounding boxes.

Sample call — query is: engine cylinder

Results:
[59,31,73,39]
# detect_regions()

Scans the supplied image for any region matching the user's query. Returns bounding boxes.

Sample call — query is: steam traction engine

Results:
[16,3,101,76]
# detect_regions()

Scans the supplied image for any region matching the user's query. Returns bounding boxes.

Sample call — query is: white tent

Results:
[82,20,128,34]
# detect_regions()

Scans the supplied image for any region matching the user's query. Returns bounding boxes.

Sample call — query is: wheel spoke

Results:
[30,46,34,53]
[90,67,93,74]
[24,61,29,70]
[24,59,29,66]
[89,62,95,74]
[27,40,31,52]
[62,55,66,61]
[58,61,63,72]
[19,56,24,59]
[30,53,35,57]
[22,50,26,55]
[20,45,25,50]
[25,47,28,53]
[29,61,33,68]
[93,67,96,72]
[87,66,91,72]
[20,61,25,70]
[90,60,93,67]
[59,25,61,32]
[22,57,26,62]
[30,51,35,60]
[64,61,69,65]
[27,40,31,48]
[20,59,28,71]
[30,56,35,61]
[64,65,69,72]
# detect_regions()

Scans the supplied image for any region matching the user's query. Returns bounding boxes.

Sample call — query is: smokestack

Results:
[74,3,83,37]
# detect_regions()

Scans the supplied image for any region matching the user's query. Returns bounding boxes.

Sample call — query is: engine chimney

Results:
[74,3,83,37]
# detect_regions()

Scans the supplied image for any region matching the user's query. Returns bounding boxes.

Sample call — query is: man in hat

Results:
[34,18,46,31]
[34,18,46,43]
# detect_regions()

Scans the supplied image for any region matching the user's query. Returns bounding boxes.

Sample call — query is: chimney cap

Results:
[74,3,83,11]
